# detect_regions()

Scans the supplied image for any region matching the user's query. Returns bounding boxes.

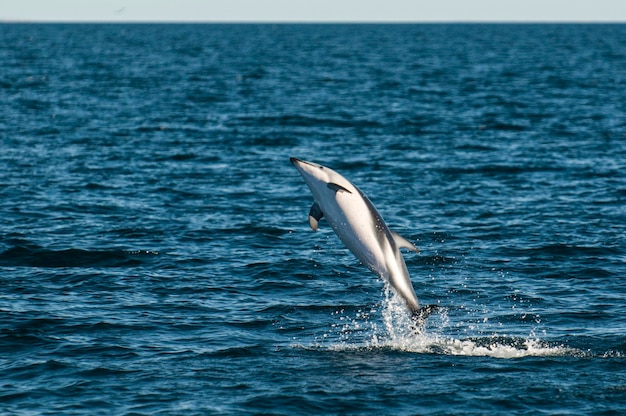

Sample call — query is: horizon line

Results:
[2,19,626,24]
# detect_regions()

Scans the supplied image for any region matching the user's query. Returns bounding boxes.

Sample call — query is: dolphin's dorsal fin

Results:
[391,231,419,253]
[327,183,352,194]
[308,202,324,231]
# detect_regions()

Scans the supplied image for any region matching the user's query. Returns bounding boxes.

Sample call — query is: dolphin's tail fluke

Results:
[410,304,440,331]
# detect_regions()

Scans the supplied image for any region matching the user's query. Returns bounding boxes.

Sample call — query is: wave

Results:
[0,244,159,268]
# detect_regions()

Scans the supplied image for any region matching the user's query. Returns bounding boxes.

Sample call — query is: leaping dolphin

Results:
[290,157,437,326]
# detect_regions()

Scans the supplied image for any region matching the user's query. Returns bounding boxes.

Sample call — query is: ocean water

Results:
[1,23,625,415]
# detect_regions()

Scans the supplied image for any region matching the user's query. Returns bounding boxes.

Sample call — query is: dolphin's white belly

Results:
[330,191,420,312]
[323,196,380,267]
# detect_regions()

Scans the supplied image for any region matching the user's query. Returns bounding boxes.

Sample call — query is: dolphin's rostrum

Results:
[291,157,437,326]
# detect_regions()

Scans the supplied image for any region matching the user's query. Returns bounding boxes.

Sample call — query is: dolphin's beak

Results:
[290,157,314,169]
[291,157,328,198]
[290,157,304,175]
[290,157,317,176]
[290,157,322,172]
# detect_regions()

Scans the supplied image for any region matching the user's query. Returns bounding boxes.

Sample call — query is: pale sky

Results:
[2,0,625,22]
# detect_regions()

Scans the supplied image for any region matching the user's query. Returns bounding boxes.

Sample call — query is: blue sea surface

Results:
[1,23,626,415]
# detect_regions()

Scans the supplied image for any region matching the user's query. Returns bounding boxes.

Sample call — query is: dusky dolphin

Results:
[290,157,437,326]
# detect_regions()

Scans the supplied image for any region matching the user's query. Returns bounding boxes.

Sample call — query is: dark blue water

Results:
[1,23,626,415]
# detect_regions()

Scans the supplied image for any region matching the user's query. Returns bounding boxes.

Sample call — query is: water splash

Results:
[319,287,578,359]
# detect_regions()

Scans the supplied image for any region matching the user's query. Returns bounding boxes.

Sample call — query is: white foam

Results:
[317,288,579,359]
[366,333,575,358]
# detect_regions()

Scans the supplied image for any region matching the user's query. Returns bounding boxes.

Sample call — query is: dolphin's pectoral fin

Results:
[308,202,324,232]
[327,183,352,194]
[391,231,419,253]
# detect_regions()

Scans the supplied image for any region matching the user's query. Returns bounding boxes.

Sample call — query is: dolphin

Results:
[290,157,437,325]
